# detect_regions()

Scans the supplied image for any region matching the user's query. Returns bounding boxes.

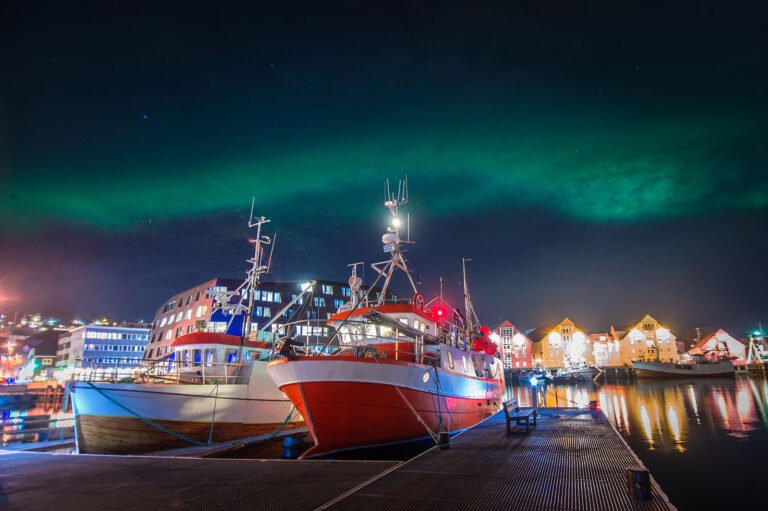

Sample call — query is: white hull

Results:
[633,360,735,378]
[70,361,298,453]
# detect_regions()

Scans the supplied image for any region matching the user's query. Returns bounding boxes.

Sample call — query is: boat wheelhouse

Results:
[267,178,506,457]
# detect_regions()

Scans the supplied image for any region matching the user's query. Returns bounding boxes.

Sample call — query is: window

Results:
[273,292,281,302]
[322,285,333,294]
[175,312,183,323]
[165,330,172,340]
[195,290,201,301]
[263,307,271,317]
[185,310,192,320]
[147,349,154,359]
[245,351,252,361]
[226,350,238,363]
[314,297,326,307]
[205,349,215,366]
[333,298,344,309]
[341,287,351,297]
[263,291,273,302]
[160,317,168,327]
[175,327,182,338]
[447,351,455,369]
[193,349,202,364]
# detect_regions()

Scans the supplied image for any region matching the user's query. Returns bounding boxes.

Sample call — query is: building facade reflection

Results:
[506,377,768,452]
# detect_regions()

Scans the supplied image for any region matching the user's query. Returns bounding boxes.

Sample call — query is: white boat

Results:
[633,358,735,378]
[70,211,311,454]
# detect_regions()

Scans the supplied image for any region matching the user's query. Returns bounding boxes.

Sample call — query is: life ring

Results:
[412,293,425,310]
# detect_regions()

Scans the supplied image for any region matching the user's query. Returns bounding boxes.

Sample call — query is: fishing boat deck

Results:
[0,408,674,511]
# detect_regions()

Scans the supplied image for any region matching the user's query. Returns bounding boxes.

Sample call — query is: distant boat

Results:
[633,358,735,378]
[518,368,552,384]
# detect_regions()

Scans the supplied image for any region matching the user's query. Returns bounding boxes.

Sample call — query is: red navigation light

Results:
[431,304,448,321]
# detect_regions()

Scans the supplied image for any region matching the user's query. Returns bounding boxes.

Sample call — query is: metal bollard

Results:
[438,431,450,449]
[626,466,653,500]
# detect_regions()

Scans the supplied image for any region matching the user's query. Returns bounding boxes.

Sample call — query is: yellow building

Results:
[611,314,679,365]
[530,318,593,369]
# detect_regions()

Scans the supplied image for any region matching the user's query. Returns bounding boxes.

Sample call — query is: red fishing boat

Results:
[267,178,506,457]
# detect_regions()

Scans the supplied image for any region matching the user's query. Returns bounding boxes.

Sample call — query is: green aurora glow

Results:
[3,106,764,228]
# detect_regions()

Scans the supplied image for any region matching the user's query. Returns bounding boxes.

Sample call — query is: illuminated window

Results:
[322,285,333,294]
[165,330,172,340]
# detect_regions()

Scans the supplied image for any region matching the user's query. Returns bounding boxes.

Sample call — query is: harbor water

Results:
[509,376,768,510]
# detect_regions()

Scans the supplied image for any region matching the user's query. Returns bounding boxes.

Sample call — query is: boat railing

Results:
[273,319,477,365]
[71,358,251,385]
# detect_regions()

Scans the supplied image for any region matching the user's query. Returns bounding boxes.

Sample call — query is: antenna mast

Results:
[462,257,478,337]
[215,198,273,342]
[371,176,419,305]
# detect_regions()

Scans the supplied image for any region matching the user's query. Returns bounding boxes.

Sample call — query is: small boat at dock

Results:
[70,212,308,454]
[633,356,735,378]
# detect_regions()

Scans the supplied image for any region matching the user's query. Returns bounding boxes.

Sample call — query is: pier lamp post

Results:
[530,376,539,408]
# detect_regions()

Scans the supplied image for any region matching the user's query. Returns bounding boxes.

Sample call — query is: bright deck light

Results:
[391,217,402,228]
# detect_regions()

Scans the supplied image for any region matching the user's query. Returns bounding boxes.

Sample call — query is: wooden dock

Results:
[0,408,674,510]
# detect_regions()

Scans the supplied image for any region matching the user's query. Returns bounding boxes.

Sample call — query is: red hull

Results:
[282,381,501,457]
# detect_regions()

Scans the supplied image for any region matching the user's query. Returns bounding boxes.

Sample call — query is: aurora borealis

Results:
[1,1,766,333]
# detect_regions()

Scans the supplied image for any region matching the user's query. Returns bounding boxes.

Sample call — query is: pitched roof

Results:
[494,320,518,331]
[21,329,65,357]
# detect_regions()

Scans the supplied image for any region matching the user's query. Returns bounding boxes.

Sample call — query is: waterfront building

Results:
[56,323,151,378]
[15,329,66,381]
[688,328,747,365]
[589,332,622,367]
[145,277,396,360]
[529,318,592,369]
[491,320,532,370]
[612,314,679,364]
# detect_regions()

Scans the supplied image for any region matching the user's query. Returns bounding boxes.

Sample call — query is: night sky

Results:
[1,1,766,335]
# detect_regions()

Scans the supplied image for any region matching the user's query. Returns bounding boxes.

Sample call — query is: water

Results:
[1,391,74,447]
[509,377,768,510]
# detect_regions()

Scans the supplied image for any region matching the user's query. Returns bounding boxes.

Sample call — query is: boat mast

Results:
[371,176,419,305]
[216,199,273,344]
[462,257,480,339]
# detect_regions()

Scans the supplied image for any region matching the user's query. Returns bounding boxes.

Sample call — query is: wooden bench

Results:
[503,401,537,434]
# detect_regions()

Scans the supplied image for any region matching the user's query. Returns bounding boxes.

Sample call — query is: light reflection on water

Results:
[506,377,768,451]
[508,377,768,509]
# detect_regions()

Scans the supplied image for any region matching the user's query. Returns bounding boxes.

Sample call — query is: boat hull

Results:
[633,361,735,378]
[70,362,299,454]
[268,356,505,457]
[75,414,297,454]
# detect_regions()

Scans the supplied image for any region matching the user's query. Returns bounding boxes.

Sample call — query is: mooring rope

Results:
[84,381,208,446]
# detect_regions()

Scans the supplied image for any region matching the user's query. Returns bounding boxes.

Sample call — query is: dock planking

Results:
[0,408,674,511]
[324,408,675,510]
